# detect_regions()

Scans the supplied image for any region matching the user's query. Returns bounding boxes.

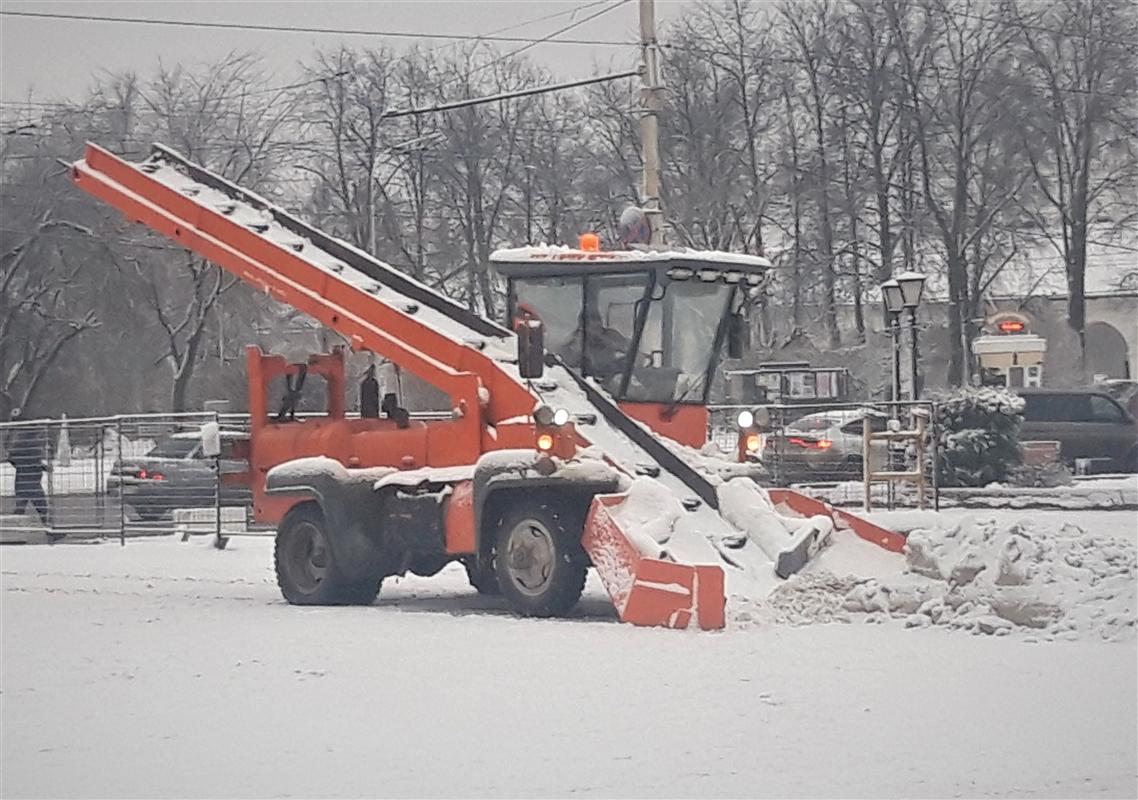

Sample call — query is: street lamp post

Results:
[895,271,927,400]
[881,279,904,403]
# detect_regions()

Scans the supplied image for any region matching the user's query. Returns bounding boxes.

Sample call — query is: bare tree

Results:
[1014,0,1138,374]
[434,49,539,317]
[782,0,842,348]
[830,0,917,295]
[121,53,299,410]
[0,212,100,419]
[891,0,1031,385]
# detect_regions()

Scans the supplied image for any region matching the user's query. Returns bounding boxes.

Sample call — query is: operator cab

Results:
[491,237,770,447]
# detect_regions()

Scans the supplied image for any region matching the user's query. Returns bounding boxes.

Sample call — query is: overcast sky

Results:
[0,0,690,105]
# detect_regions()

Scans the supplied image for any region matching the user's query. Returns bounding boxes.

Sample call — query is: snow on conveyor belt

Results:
[122,148,775,592]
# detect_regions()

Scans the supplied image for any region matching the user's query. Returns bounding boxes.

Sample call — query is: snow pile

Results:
[758,515,1136,641]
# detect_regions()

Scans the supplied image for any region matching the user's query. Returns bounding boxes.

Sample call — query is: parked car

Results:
[109,430,251,521]
[1096,379,1138,420]
[762,408,896,482]
[1017,388,1138,473]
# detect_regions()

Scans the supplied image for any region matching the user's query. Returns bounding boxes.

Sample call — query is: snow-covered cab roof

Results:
[490,244,771,285]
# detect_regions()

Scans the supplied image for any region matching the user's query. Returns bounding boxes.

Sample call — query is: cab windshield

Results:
[512,272,734,405]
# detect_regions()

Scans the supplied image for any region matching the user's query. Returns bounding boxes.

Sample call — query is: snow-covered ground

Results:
[3,513,1136,799]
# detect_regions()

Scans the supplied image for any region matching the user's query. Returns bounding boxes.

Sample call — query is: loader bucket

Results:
[582,494,726,630]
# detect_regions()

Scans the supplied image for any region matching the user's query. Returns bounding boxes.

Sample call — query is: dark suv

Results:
[1018,389,1138,473]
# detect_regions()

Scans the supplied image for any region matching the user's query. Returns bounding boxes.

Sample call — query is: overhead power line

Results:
[484,0,615,37]
[448,0,628,90]
[2,69,639,142]
[383,70,638,119]
[0,9,634,47]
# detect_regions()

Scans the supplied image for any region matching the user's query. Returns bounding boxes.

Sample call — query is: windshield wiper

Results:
[661,374,703,420]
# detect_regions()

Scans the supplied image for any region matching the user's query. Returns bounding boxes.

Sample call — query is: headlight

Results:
[533,404,555,426]
[736,409,755,429]
[745,433,762,453]
[552,408,571,427]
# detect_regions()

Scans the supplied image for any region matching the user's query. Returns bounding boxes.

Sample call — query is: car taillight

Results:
[138,468,147,479]
[788,437,833,450]
[151,472,166,481]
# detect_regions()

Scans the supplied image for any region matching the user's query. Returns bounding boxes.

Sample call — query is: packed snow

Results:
[2,529,1135,798]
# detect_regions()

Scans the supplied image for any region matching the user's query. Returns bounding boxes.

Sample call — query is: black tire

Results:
[493,500,586,617]
[464,558,501,596]
[274,503,380,606]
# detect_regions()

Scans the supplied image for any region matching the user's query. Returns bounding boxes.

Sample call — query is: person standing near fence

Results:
[5,409,52,527]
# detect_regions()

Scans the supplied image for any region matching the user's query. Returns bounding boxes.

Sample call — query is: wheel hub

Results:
[287,521,329,594]
[504,518,556,597]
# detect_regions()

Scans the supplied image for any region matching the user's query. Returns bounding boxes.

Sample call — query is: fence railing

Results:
[3,402,939,542]
[1,412,243,544]
[709,400,940,509]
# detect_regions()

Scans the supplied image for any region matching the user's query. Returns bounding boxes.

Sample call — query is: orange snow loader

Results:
[70,143,780,629]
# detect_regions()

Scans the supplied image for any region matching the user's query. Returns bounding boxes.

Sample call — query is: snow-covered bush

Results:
[934,388,1024,487]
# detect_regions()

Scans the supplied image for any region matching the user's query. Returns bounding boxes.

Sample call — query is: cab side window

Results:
[1089,395,1125,423]
[1023,394,1089,422]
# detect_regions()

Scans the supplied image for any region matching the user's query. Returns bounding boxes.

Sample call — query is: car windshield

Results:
[147,437,198,459]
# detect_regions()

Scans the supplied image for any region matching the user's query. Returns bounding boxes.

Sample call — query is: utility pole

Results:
[639,0,664,247]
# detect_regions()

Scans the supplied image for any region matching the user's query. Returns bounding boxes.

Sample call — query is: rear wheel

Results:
[493,501,586,617]
[274,503,379,606]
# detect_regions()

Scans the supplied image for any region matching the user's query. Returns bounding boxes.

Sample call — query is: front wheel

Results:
[493,501,586,617]
[274,503,380,606]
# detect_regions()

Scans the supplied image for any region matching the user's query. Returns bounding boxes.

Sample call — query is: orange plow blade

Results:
[767,489,906,553]
[582,494,725,630]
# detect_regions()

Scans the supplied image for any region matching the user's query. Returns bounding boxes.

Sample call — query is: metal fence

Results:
[0,413,248,544]
[3,402,939,543]
[710,400,940,509]
[0,409,458,544]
